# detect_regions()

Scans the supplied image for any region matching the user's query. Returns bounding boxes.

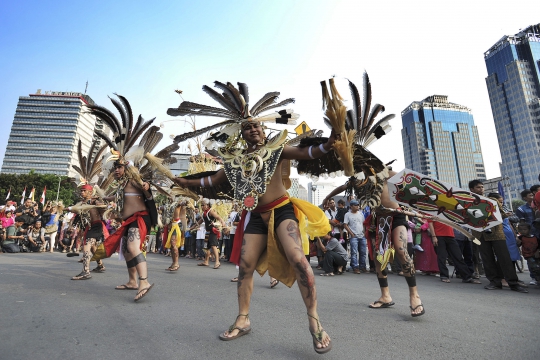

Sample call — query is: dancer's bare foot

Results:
[369,295,393,308]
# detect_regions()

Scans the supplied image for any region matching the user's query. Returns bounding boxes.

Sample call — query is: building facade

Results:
[169,153,191,176]
[484,23,540,194]
[401,95,486,188]
[1,90,104,177]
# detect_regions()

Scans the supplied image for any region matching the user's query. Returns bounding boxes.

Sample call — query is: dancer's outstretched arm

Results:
[174,169,227,188]
[282,130,337,160]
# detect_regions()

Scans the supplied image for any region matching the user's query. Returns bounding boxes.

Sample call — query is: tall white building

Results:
[308,181,337,206]
[1,90,105,177]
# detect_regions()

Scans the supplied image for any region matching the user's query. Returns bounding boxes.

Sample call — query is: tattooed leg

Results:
[81,238,96,273]
[124,227,150,292]
[276,219,330,348]
[221,233,266,339]
[170,235,179,268]
[392,225,423,315]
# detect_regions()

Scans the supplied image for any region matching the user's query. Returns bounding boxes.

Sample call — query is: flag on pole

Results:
[29,187,35,202]
[20,187,27,205]
[498,181,505,202]
[40,186,47,205]
[5,187,11,200]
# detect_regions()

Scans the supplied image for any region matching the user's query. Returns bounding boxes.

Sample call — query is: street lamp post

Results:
[502,176,512,212]
[311,185,318,206]
[56,175,62,202]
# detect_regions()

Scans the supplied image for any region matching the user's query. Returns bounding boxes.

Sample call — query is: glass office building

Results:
[484,24,540,194]
[401,95,486,188]
[1,90,104,176]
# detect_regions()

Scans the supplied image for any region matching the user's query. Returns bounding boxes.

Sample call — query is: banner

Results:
[40,187,47,205]
[20,187,26,205]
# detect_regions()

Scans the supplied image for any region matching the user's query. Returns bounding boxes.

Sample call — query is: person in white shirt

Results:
[343,199,366,274]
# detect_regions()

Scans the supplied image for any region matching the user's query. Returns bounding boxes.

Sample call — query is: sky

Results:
[0,0,537,188]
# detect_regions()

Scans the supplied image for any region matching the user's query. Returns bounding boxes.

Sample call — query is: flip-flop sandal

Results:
[311,331,332,354]
[219,314,251,341]
[134,283,154,302]
[197,263,209,266]
[91,266,106,273]
[71,272,92,280]
[115,284,138,290]
[410,303,425,317]
[441,278,451,283]
[270,279,280,288]
[66,253,79,257]
[308,313,332,354]
[168,266,180,271]
[230,277,238,282]
[368,300,395,309]
[213,264,221,269]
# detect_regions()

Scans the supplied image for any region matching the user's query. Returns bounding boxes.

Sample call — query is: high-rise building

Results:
[1,90,104,177]
[484,24,540,195]
[401,95,486,188]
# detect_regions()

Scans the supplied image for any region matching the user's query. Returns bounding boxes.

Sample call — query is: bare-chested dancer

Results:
[175,122,336,353]
[102,162,154,301]
[323,169,425,317]
[70,184,106,280]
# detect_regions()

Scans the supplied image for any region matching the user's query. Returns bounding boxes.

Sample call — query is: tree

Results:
[0,171,76,208]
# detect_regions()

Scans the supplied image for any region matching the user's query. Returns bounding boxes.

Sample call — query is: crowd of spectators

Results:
[3,182,539,293]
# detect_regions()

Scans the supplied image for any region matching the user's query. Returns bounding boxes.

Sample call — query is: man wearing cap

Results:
[343,199,366,274]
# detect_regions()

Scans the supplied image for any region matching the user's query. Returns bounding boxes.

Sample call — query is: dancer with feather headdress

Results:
[88,94,178,302]
[170,81,333,354]
[67,139,109,280]
[296,73,425,317]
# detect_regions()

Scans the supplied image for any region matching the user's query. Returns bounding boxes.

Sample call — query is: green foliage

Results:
[0,171,76,208]
[154,193,169,206]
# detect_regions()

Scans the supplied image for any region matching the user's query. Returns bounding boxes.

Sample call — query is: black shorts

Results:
[85,221,104,245]
[392,213,409,230]
[245,202,298,235]
[207,232,219,248]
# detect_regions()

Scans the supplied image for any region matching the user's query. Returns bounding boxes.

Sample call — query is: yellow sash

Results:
[255,197,331,287]
[165,222,184,248]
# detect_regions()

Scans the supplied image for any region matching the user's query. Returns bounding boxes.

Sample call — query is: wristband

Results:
[308,146,315,159]
[319,144,330,154]
[200,177,204,187]
[207,176,213,187]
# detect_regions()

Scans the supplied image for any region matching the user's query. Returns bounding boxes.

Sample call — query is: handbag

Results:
[45,223,58,234]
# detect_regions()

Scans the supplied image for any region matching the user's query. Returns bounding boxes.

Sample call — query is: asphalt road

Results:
[1,252,538,360]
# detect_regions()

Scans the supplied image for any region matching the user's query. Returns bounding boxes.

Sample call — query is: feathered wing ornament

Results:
[296,73,396,208]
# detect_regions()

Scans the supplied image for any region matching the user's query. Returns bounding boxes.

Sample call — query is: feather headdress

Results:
[88,95,178,193]
[167,81,299,149]
[72,139,108,189]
